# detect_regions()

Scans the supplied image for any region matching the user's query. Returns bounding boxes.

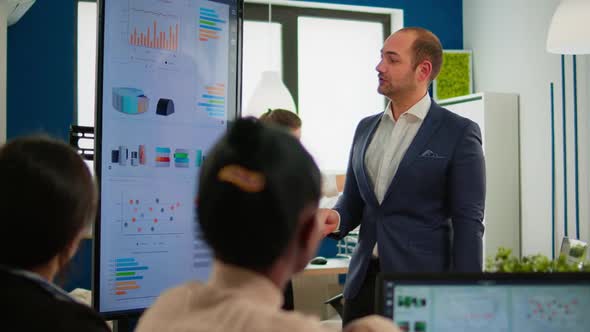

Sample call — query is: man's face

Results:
[376,31,418,99]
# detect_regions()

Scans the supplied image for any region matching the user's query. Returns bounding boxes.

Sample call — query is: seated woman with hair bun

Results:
[136,118,398,332]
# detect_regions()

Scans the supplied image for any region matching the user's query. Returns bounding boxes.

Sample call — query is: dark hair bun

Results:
[197,118,321,270]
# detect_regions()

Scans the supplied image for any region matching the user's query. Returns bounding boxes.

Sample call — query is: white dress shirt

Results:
[364,93,431,256]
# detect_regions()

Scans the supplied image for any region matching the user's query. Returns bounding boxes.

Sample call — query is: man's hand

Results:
[317,208,339,236]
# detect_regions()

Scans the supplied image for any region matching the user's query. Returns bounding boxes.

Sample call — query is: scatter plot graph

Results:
[526,295,581,327]
[118,194,183,235]
[510,287,590,331]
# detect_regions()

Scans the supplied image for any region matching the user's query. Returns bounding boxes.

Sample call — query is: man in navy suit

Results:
[318,27,486,325]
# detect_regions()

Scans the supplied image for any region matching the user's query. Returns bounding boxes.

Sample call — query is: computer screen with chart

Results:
[93,0,242,317]
[377,273,590,332]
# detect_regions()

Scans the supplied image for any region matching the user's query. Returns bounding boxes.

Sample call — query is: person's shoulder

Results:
[52,300,110,332]
[136,281,209,332]
[344,315,400,332]
[434,103,479,132]
[435,103,470,124]
[266,310,337,332]
[3,293,109,332]
[147,280,207,311]
[353,112,382,136]
[359,112,382,125]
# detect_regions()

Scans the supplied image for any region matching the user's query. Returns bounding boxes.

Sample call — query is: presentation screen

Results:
[93,0,242,317]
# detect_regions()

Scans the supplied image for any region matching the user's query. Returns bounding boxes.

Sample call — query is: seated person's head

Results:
[259,109,302,139]
[0,136,97,280]
[197,118,321,279]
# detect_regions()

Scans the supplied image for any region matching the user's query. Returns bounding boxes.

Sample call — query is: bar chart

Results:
[155,147,171,167]
[197,83,225,119]
[174,149,190,168]
[129,8,179,51]
[198,7,226,42]
[113,257,147,296]
[195,149,205,167]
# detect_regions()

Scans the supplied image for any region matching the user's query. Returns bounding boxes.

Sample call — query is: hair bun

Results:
[227,117,263,155]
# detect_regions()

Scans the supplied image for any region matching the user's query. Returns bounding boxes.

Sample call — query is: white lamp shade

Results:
[243,71,296,118]
[546,0,590,54]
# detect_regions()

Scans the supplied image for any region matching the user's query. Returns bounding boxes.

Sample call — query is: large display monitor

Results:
[376,273,590,332]
[93,0,242,317]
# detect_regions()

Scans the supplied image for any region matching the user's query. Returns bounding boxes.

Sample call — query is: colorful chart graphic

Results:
[448,296,500,321]
[129,8,179,51]
[414,321,427,332]
[397,321,410,332]
[197,83,225,119]
[113,257,146,296]
[174,149,189,168]
[156,98,175,116]
[435,292,505,330]
[121,196,181,234]
[526,295,580,324]
[111,145,146,167]
[195,149,205,167]
[112,88,149,114]
[139,145,146,165]
[398,296,428,308]
[199,7,226,42]
[155,147,171,167]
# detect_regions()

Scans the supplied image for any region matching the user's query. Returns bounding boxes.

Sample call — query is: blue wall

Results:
[297,0,463,49]
[7,1,75,140]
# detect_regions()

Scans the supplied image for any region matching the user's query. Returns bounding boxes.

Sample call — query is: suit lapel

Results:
[382,100,445,203]
[357,114,381,207]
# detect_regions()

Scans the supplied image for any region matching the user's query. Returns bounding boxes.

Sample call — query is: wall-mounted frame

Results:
[433,49,473,100]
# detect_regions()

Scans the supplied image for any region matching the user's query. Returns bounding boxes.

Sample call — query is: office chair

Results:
[324,229,358,317]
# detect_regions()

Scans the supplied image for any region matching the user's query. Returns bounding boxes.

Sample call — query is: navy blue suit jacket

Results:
[333,100,486,299]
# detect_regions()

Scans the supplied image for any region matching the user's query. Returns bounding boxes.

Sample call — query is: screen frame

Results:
[91,0,243,319]
[376,272,590,320]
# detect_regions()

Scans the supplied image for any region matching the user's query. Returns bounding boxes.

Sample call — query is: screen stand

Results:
[113,318,131,332]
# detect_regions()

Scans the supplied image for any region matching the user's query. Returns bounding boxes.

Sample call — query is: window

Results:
[298,17,384,171]
[76,1,97,127]
[243,3,393,172]
[242,21,283,115]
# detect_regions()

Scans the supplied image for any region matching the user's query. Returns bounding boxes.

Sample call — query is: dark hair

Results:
[259,109,302,130]
[399,27,443,82]
[197,118,321,270]
[0,136,97,270]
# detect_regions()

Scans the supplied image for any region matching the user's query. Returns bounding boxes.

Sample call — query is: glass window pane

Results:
[242,21,282,117]
[77,2,97,127]
[298,17,384,172]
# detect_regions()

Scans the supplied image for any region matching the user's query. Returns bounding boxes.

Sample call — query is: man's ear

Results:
[416,60,433,82]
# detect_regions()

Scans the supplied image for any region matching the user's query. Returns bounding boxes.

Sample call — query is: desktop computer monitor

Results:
[376,273,590,332]
[93,0,243,318]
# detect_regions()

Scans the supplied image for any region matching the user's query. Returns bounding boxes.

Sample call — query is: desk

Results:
[294,258,349,319]
[302,257,349,276]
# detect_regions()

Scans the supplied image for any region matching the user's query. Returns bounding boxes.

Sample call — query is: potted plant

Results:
[486,247,590,273]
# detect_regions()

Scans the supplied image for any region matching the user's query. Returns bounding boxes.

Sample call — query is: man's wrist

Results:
[332,210,341,233]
